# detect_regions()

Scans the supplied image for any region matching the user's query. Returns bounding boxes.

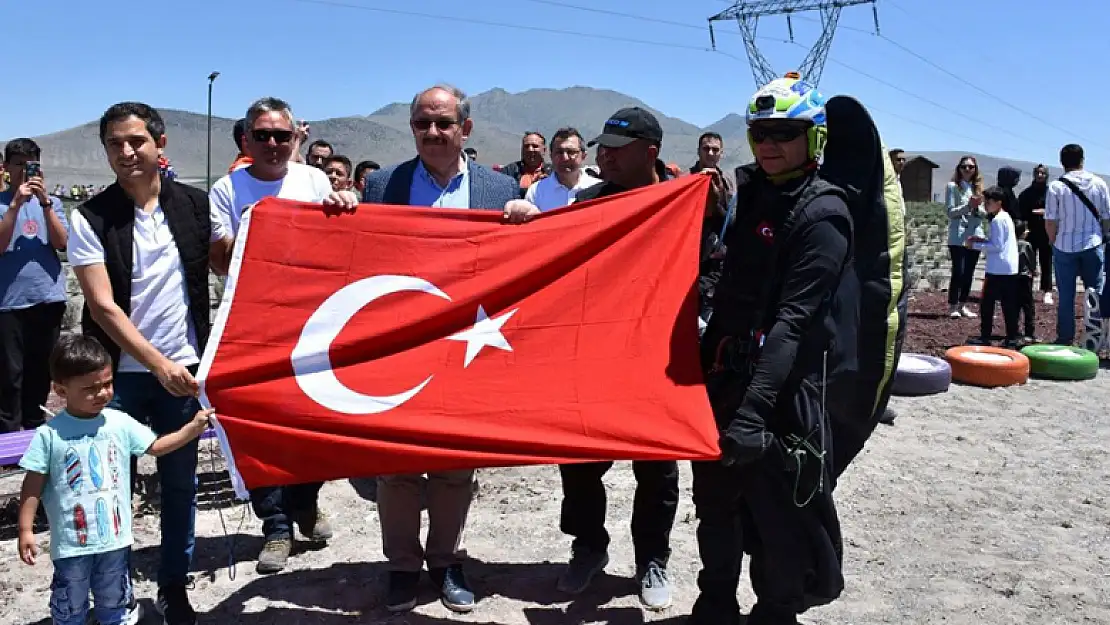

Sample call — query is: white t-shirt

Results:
[209,162,332,239]
[68,206,200,373]
[526,171,601,211]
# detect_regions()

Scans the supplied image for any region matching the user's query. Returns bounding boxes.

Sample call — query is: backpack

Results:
[818,95,909,477]
[722,96,908,479]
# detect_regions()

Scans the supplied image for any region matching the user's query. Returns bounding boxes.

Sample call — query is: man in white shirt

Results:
[524,128,599,211]
[209,97,358,575]
[68,101,218,625]
[1044,143,1110,344]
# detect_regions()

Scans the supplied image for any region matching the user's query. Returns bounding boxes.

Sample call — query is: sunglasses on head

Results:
[749,124,807,144]
[251,129,294,144]
[412,119,458,131]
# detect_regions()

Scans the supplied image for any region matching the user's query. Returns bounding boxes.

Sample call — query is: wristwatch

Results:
[41,197,53,208]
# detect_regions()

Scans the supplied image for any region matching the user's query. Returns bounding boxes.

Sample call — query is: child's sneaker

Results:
[948,305,962,318]
[960,305,978,318]
[1043,292,1054,305]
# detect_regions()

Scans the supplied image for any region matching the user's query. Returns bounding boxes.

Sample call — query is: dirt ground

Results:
[903,290,1084,357]
[1,366,1108,624]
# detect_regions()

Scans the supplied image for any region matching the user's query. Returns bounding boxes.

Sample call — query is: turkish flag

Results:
[198,174,720,493]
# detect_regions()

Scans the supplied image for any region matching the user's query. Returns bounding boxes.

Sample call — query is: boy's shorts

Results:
[50,546,132,625]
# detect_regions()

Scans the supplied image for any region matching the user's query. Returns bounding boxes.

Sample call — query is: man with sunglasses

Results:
[690,75,853,625]
[361,83,517,616]
[208,97,358,576]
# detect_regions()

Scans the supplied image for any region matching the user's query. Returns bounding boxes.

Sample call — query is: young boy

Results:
[1015,220,1037,341]
[17,335,213,625]
[966,186,1021,347]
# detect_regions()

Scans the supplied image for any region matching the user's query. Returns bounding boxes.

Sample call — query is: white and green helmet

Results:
[745,73,829,161]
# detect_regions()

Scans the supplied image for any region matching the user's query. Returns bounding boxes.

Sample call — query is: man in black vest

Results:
[67,102,216,625]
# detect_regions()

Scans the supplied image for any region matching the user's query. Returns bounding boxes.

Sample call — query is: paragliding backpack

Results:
[731,95,909,479]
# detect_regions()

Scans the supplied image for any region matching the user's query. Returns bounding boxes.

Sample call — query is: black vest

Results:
[77,179,212,372]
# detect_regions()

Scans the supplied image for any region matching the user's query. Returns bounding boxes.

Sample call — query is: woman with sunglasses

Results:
[945,155,987,318]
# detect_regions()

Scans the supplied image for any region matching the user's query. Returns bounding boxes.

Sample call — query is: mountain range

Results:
[14,86,1104,197]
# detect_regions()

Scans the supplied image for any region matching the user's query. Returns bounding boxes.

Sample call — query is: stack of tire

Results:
[891,344,1099,395]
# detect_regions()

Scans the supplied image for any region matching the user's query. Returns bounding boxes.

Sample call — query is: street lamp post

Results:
[206,71,220,190]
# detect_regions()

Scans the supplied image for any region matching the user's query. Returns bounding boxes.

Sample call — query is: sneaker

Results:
[960,305,978,318]
[385,570,421,613]
[156,583,197,625]
[1044,292,1054,305]
[556,545,609,594]
[966,337,990,346]
[292,507,333,542]
[637,563,672,611]
[430,563,475,613]
[85,600,143,625]
[948,305,962,318]
[256,537,292,574]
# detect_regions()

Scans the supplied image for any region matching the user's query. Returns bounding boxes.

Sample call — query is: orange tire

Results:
[944,346,1030,388]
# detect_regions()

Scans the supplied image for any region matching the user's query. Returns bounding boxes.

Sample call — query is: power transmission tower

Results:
[708,1,879,86]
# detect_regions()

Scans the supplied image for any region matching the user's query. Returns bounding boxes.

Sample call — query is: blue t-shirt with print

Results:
[0,191,68,311]
[18,408,157,560]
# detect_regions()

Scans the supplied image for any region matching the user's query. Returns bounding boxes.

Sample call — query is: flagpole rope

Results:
[205,435,250,581]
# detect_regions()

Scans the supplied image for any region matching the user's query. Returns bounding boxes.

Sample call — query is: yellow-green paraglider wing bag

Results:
[819,95,909,477]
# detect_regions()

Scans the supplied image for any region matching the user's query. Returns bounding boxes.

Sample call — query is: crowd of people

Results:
[0,71,1104,625]
[887,149,1109,349]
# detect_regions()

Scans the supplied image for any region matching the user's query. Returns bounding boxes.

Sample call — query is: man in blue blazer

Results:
[361,84,516,617]
[362,86,516,211]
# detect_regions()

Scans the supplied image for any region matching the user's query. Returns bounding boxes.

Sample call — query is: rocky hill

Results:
[13,86,1105,194]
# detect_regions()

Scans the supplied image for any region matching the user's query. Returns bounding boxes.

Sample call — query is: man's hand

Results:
[323,190,359,213]
[503,199,540,224]
[18,530,37,565]
[10,181,34,211]
[154,360,199,397]
[719,409,773,467]
[26,173,48,205]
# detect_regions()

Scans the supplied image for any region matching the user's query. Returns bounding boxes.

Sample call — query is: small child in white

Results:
[966,185,1021,347]
[17,335,212,625]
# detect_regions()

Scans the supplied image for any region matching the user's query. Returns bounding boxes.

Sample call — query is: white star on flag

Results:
[447,305,519,368]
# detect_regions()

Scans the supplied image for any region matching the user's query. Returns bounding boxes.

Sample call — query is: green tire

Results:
[1019,345,1100,381]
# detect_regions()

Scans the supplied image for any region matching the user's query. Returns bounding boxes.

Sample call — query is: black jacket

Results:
[1018,181,1049,243]
[77,179,212,372]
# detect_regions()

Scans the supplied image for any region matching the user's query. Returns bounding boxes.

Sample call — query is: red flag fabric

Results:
[198,174,720,494]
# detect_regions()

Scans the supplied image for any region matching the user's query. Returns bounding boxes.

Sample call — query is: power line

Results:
[289,0,724,52]
[878,0,1105,149]
[285,0,1039,155]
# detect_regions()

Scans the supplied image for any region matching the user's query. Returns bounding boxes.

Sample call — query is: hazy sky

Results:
[5,0,1107,171]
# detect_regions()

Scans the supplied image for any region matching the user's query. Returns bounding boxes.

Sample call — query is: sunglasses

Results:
[412,119,459,131]
[251,129,294,144]
[960,163,977,170]
[749,125,806,144]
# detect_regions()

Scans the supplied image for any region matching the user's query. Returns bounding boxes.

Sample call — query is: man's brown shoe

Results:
[256,537,292,574]
[293,508,333,542]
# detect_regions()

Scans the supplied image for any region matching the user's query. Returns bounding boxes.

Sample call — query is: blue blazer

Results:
[362,157,518,210]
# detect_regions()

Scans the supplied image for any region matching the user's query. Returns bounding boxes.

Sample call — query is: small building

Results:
[900,155,939,203]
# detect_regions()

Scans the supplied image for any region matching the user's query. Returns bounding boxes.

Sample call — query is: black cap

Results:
[588,107,664,148]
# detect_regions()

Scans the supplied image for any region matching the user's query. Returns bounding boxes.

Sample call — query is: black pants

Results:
[558,460,678,569]
[1030,236,1053,292]
[0,302,65,434]
[980,273,1020,341]
[689,460,811,625]
[1017,276,1035,337]
[948,245,980,305]
[250,482,325,540]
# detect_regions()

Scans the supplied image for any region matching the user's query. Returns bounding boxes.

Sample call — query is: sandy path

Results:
[1,371,1108,624]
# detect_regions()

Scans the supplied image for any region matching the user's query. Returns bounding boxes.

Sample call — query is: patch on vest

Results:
[755,220,775,245]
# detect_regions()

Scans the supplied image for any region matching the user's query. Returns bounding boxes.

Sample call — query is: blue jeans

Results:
[1053,245,1105,344]
[109,369,199,587]
[50,547,131,625]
